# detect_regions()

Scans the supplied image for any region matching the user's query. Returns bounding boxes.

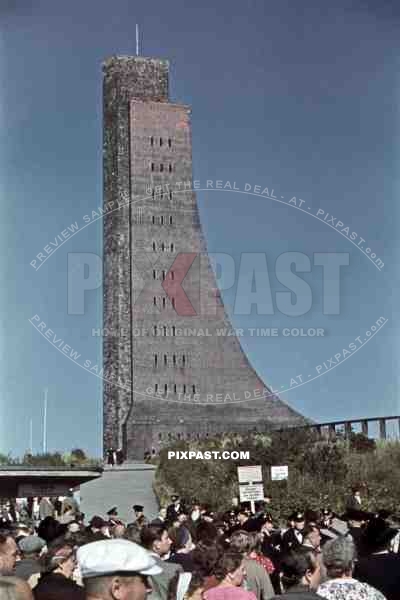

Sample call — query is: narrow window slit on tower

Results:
[164,354,167,366]
[154,354,157,367]
[160,164,164,172]
[155,383,158,393]
[171,297,175,309]
[162,297,166,308]
[152,241,156,251]
[169,164,172,172]
[168,138,172,147]
[169,191,173,200]
[150,136,154,146]
[151,163,154,171]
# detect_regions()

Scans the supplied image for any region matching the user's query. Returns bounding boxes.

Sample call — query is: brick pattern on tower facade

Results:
[103,56,307,459]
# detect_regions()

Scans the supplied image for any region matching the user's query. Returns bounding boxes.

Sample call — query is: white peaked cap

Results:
[77,539,162,578]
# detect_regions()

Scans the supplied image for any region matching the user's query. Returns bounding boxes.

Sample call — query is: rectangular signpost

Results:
[270,465,289,481]
[237,465,264,513]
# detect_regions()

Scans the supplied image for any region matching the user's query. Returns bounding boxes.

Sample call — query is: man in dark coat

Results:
[129,505,149,529]
[354,517,400,600]
[166,495,185,525]
[345,485,363,511]
[85,516,109,542]
[106,507,123,527]
[281,512,305,555]
[343,508,370,556]
[106,448,115,466]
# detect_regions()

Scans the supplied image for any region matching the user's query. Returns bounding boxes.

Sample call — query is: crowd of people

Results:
[0,487,399,600]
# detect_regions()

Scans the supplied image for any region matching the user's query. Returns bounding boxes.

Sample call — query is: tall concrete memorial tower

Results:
[103,56,305,459]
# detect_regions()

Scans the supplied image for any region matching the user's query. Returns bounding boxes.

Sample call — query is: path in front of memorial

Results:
[79,462,159,523]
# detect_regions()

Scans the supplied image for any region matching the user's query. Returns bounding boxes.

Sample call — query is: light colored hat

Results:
[77,539,162,578]
[18,535,46,554]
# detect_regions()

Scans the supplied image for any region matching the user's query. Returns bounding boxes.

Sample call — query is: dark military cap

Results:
[90,515,107,528]
[343,508,369,522]
[265,513,274,523]
[107,507,118,516]
[133,505,144,512]
[294,512,305,522]
[361,516,398,551]
[171,495,179,502]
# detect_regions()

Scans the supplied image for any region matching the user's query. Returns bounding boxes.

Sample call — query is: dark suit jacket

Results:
[354,552,400,600]
[281,528,302,555]
[345,495,362,511]
[33,573,85,600]
[272,586,322,600]
[166,503,185,524]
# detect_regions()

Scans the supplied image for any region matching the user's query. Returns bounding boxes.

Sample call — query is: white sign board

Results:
[237,465,262,483]
[271,465,289,481]
[18,483,70,497]
[239,483,265,502]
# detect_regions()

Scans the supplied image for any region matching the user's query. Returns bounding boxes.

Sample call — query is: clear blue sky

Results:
[0,0,399,457]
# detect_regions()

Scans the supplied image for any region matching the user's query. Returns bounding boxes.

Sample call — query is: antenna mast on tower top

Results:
[136,24,140,56]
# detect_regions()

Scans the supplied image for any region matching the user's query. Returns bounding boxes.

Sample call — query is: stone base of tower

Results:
[122,400,307,460]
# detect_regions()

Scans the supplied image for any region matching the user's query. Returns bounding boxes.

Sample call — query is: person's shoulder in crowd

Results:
[147,555,183,600]
[167,550,195,572]
[152,554,183,573]
[205,586,257,600]
[33,572,86,600]
[354,552,400,600]
[272,588,322,600]
[243,556,275,600]
[317,578,386,600]
[15,557,42,581]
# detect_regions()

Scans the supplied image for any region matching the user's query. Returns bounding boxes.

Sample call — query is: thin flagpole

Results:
[29,419,33,454]
[43,388,48,454]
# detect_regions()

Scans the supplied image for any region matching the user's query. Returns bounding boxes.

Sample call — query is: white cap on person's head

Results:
[77,539,162,578]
